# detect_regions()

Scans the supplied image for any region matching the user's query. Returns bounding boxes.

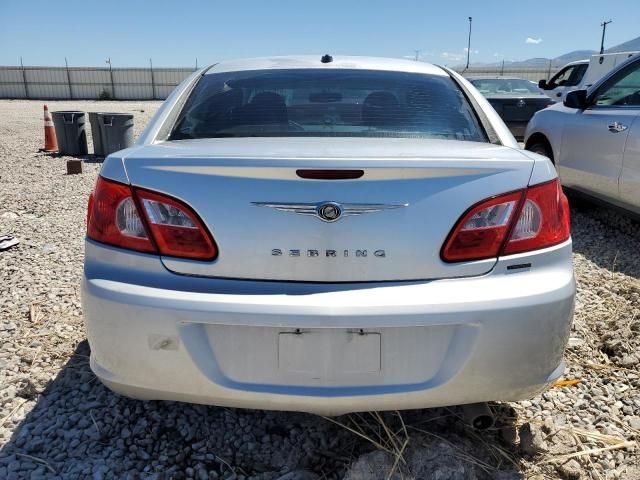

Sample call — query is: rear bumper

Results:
[82,239,575,415]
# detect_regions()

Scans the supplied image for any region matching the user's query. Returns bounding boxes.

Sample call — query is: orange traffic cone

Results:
[42,104,58,152]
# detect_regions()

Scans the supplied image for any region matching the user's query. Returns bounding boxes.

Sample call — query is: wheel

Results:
[527,141,552,162]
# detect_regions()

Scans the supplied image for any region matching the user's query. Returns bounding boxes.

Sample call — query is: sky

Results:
[1,0,638,67]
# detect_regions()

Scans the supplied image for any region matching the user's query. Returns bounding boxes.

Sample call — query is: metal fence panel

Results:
[0,64,561,100]
[0,83,27,98]
[26,68,68,84]
[457,67,560,81]
[154,84,180,99]
[27,83,69,99]
[153,69,195,85]
[72,84,112,100]
[0,67,26,83]
[113,69,151,84]
[0,65,194,100]
[118,84,154,100]
[70,68,111,84]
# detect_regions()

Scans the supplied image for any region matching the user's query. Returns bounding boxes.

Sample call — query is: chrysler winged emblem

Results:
[251,201,408,223]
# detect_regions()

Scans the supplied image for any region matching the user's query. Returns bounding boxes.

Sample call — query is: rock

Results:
[619,354,638,367]
[567,336,586,348]
[500,424,518,446]
[519,423,548,455]
[557,459,582,479]
[196,467,208,480]
[407,441,479,480]
[344,451,395,480]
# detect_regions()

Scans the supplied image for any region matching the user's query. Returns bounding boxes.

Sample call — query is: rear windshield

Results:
[171,69,487,142]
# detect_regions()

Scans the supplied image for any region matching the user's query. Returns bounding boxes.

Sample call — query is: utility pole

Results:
[106,57,115,98]
[20,57,29,99]
[149,58,156,100]
[600,20,612,54]
[65,57,73,99]
[466,17,473,70]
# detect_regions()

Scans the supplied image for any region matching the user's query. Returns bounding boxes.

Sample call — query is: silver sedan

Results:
[82,56,575,415]
[525,54,640,215]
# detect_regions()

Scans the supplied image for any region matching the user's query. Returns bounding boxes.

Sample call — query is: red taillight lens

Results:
[135,188,218,260]
[441,179,570,262]
[503,179,570,255]
[441,191,524,262]
[87,177,156,254]
[86,176,218,260]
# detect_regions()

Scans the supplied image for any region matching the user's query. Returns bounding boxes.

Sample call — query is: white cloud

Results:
[441,51,465,62]
[526,37,543,44]
[463,47,479,54]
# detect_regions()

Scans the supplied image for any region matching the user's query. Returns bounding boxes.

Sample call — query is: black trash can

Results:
[88,112,105,157]
[51,111,88,156]
[97,113,134,156]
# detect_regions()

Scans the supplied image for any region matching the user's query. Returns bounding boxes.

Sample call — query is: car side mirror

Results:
[538,79,548,89]
[563,90,588,109]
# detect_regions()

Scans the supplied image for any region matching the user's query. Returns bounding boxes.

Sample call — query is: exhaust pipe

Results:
[462,403,494,430]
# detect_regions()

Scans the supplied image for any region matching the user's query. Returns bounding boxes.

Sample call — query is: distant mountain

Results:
[461,36,639,69]
[506,49,595,67]
[606,35,640,53]
[553,50,596,63]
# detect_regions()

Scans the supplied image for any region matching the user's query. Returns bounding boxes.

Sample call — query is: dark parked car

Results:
[467,76,555,139]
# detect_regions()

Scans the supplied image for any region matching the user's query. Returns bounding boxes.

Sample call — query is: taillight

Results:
[87,177,156,254]
[135,188,217,260]
[441,179,570,262]
[87,176,218,260]
[441,190,524,262]
[502,179,570,255]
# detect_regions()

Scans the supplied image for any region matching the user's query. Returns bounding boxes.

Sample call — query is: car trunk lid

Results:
[122,137,534,282]
[487,96,553,122]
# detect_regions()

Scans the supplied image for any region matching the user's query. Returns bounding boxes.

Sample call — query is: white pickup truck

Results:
[538,51,638,101]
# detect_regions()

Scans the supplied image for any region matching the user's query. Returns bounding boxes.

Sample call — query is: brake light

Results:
[135,188,217,260]
[503,179,570,255]
[441,190,524,262]
[441,179,569,262]
[87,176,218,260]
[87,177,156,254]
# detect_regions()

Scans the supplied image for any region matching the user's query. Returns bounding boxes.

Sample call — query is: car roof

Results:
[587,53,640,94]
[565,60,589,66]
[205,55,448,76]
[466,76,529,80]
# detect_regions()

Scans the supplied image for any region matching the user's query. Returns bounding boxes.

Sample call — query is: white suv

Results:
[526,54,640,215]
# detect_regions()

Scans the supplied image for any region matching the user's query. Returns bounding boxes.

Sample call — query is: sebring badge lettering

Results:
[272,249,386,258]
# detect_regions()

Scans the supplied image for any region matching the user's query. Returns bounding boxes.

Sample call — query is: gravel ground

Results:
[0,99,638,480]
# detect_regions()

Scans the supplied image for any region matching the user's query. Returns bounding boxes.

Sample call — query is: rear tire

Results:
[527,141,552,162]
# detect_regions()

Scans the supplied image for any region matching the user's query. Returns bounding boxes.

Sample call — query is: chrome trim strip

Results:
[251,201,408,222]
